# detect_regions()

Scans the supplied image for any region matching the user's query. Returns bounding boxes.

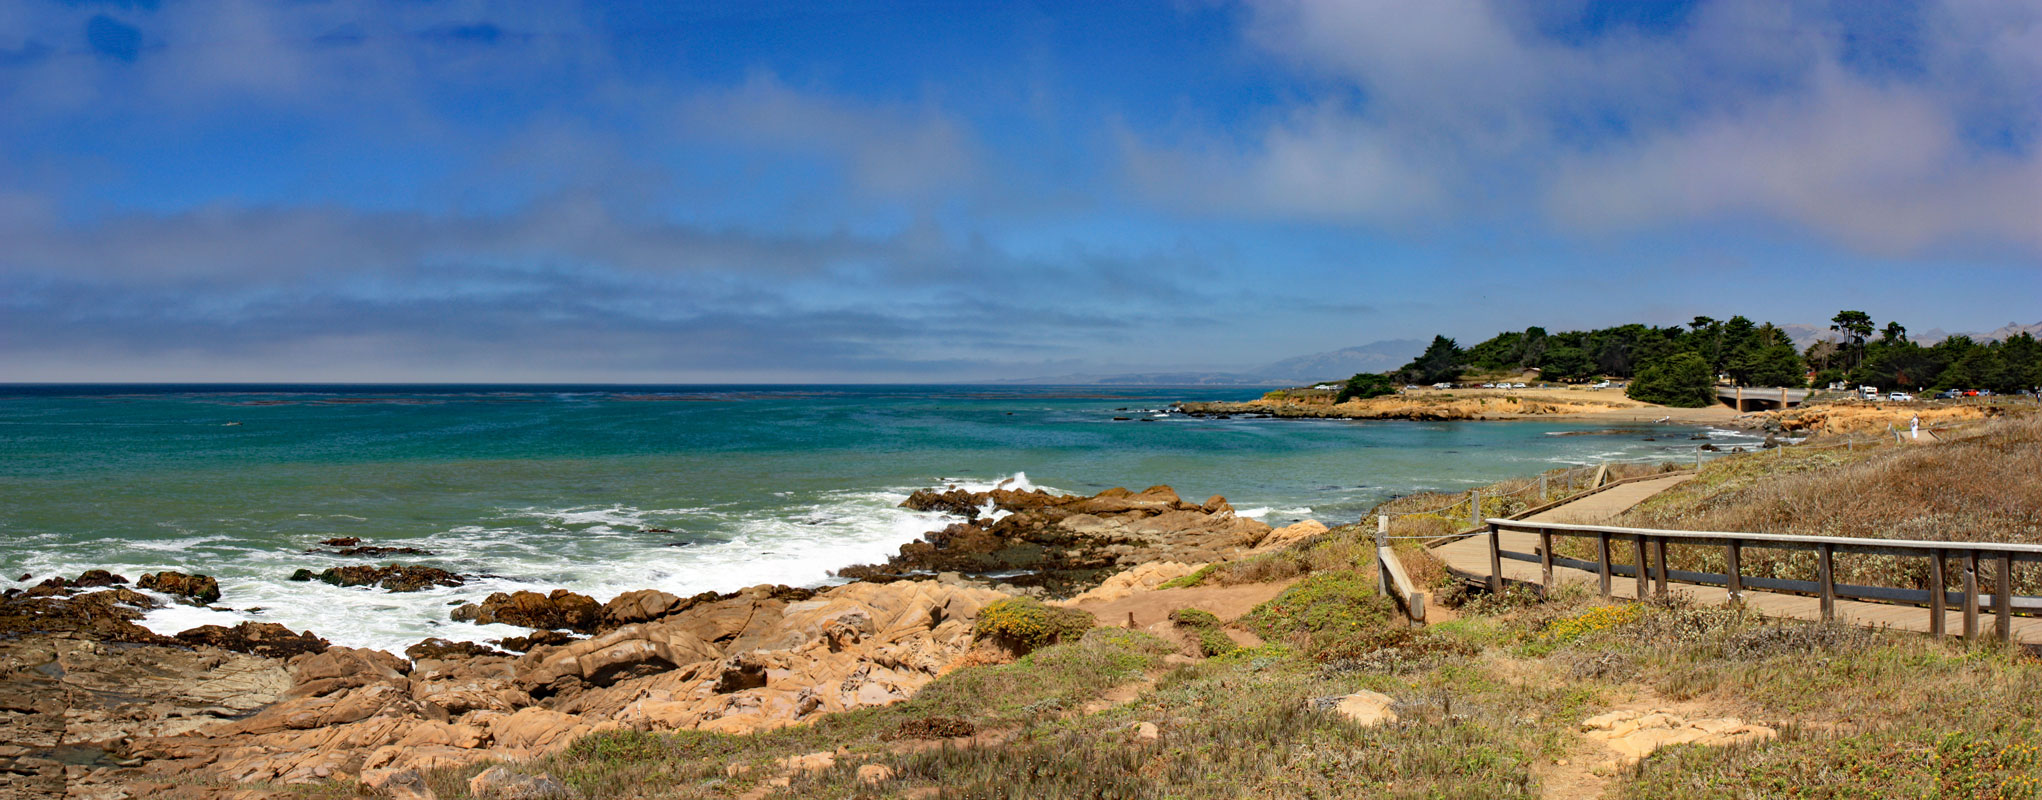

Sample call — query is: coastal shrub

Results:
[1169,607,1239,657]
[1238,571,1398,660]
[972,597,1095,653]
[1532,603,1643,648]
[1168,607,1222,628]
[1620,725,2042,800]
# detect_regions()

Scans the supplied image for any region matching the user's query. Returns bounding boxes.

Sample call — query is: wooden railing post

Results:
[1635,534,1650,600]
[1652,538,1670,599]
[1377,515,1392,591]
[1997,552,2014,644]
[1539,528,1554,592]
[1963,552,1980,640]
[1470,490,1482,530]
[1596,531,1612,599]
[1486,522,1503,595]
[1817,543,1836,621]
[1929,549,1946,637]
[1725,540,1743,607]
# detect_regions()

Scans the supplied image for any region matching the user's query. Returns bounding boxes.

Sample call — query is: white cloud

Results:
[1123,0,2042,255]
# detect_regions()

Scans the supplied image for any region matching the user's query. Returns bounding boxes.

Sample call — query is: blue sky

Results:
[2,0,2037,382]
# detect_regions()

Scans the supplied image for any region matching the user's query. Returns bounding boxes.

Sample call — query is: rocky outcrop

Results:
[175,622,329,659]
[105,578,1006,788]
[0,583,176,645]
[1059,562,1203,606]
[290,564,464,593]
[839,485,1273,596]
[452,590,603,633]
[1254,519,1330,552]
[328,545,435,557]
[0,631,291,798]
[138,571,222,604]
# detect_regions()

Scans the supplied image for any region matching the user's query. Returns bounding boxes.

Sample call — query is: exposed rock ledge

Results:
[0,483,1300,799]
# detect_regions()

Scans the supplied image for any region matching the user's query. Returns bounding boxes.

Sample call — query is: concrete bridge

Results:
[1716,386,1809,411]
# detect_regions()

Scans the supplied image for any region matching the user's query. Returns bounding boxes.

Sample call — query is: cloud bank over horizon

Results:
[2,0,2037,382]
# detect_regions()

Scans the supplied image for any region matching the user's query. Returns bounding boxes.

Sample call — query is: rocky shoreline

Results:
[0,482,1307,799]
[1175,389,1643,422]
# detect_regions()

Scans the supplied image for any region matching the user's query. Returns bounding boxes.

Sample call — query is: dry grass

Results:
[1612,415,2042,594]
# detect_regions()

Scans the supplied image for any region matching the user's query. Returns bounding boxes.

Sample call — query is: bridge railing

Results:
[1483,518,2042,643]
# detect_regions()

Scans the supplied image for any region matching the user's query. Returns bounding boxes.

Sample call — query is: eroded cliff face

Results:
[0,484,1283,799]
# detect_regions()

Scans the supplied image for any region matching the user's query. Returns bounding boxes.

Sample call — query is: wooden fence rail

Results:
[1485,518,2042,644]
[1376,516,1426,623]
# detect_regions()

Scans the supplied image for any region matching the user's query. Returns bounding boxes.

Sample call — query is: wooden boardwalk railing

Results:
[1484,518,2042,644]
[1375,516,1426,623]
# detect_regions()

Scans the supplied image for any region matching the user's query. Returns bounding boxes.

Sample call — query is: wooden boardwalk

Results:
[1429,473,2042,644]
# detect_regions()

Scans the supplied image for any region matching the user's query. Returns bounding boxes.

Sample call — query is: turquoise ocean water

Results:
[0,385,1759,650]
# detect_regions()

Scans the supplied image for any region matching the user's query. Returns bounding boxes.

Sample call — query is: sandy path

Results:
[1071,581,1293,629]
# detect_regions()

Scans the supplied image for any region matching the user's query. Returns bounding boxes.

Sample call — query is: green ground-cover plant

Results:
[972,597,1096,652]
[1169,607,1240,656]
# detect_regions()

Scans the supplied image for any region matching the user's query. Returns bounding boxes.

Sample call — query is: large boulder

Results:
[176,622,330,659]
[453,590,602,633]
[138,571,222,604]
[600,588,718,628]
[291,564,464,592]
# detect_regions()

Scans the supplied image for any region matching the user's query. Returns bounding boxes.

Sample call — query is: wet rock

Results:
[71,569,130,589]
[841,485,1271,598]
[452,590,602,633]
[321,537,364,547]
[328,546,436,557]
[493,630,580,652]
[175,622,330,659]
[0,587,175,644]
[406,638,508,661]
[309,564,465,593]
[137,571,222,605]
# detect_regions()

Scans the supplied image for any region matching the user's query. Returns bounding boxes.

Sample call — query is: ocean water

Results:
[0,384,1761,650]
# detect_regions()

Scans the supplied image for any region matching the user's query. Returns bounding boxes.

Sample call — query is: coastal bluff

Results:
[0,483,1295,799]
[1178,385,1645,421]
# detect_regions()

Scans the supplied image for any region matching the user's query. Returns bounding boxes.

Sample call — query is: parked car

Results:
[1888,391,1914,402]
[1591,381,1612,389]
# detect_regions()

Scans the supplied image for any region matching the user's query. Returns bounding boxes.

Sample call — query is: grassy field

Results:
[1611,413,2042,595]
[372,415,2042,799]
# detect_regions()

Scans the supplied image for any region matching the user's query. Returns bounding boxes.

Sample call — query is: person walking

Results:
[1910,414,1920,440]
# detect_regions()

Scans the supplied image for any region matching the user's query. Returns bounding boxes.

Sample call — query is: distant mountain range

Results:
[1782,320,2042,349]
[1015,320,2042,386]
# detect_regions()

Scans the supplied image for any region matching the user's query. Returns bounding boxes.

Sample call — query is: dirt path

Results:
[1069,580,1293,630]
